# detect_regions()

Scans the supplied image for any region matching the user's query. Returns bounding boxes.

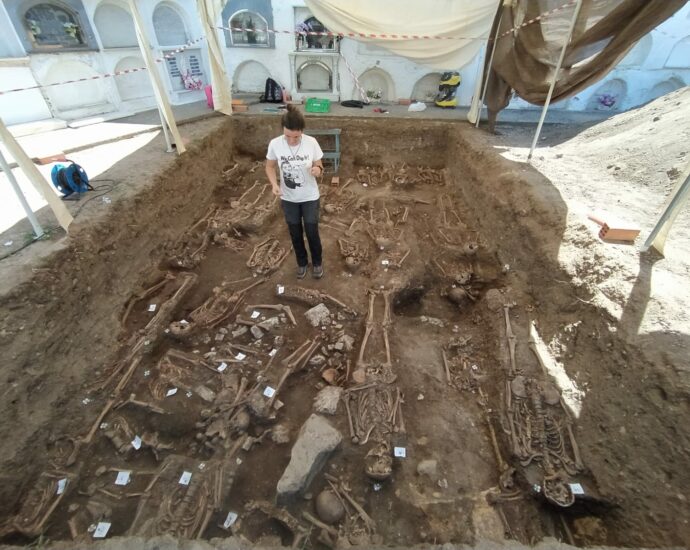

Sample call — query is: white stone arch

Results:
[647,77,686,102]
[298,60,331,92]
[585,78,628,111]
[233,60,270,93]
[228,9,269,47]
[152,1,189,47]
[665,36,690,68]
[412,72,442,102]
[41,60,106,112]
[114,55,153,101]
[356,67,395,102]
[619,34,652,67]
[93,1,136,48]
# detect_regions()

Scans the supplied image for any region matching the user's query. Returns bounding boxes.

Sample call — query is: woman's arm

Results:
[310,159,324,177]
[266,159,281,196]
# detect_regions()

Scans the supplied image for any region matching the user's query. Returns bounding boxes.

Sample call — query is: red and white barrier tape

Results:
[215,1,579,42]
[0,1,580,98]
[496,0,578,39]
[0,36,205,96]
[217,23,462,41]
[339,48,369,104]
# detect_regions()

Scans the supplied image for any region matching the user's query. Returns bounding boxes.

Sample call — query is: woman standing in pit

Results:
[265,105,325,279]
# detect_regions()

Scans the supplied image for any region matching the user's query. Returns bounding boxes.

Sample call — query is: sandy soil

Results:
[0,105,688,548]
[495,87,690,371]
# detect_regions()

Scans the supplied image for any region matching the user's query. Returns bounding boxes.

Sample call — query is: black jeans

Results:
[281,199,322,267]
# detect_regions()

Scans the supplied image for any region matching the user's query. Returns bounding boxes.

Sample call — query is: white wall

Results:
[1,0,689,128]
[0,60,54,125]
[0,0,212,126]
[221,0,485,104]
[0,2,54,124]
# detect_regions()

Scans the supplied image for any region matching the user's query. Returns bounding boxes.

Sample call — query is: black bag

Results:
[260,78,283,103]
[341,100,365,108]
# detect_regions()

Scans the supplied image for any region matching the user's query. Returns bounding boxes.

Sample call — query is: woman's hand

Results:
[271,183,282,197]
[310,165,323,177]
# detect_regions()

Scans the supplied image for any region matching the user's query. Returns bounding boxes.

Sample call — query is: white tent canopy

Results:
[304,0,498,70]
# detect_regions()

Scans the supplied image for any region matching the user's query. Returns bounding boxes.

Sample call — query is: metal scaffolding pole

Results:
[475,3,504,128]
[0,149,44,238]
[527,0,583,161]
[643,164,690,255]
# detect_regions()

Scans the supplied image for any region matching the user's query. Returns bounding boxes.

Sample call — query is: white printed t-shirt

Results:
[266,134,323,203]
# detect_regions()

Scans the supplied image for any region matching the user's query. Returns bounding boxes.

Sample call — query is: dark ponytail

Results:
[281,104,305,131]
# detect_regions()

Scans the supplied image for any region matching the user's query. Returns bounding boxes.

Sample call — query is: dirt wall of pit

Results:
[0,122,236,501]
[231,116,450,168]
[443,125,690,547]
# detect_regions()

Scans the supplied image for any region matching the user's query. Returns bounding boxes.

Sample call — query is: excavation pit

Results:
[0,115,687,548]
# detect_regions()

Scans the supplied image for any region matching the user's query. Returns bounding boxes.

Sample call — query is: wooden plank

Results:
[128,0,186,154]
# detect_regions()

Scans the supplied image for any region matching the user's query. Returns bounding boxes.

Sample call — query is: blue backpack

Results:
[51,160,93,198]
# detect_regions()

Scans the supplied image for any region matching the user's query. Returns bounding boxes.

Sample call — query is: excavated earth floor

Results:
[0,115,687,548]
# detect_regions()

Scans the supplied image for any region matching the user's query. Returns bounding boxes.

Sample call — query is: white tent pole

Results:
[0,117,72,232]
[475,3,504,128]
[642,164,690,255]
[527,0,583,161]
[0,149,44,238]
[128,0,186,154]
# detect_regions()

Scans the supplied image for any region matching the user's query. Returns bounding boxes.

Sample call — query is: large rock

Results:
[277,414,342,501]
[313,386,343,415]
[305,303,331,327]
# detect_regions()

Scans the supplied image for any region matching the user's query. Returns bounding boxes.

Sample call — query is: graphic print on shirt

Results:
[280,153,309,190]
[280,158,306,189]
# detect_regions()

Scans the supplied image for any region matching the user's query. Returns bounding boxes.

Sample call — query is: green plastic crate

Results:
[305,98,331,113]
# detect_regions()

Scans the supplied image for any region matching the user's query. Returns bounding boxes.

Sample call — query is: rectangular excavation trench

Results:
[0,116,686,548]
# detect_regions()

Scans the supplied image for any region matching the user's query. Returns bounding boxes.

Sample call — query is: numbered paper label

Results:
[93,522,111,538]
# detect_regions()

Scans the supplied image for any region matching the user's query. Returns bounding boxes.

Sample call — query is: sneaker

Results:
[296,265,308,279]
[312,264,324,279]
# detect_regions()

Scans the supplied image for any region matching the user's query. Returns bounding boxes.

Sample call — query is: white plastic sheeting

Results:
[304,0,499,69]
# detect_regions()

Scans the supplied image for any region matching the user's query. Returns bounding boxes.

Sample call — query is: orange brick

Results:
[232,104,249,113]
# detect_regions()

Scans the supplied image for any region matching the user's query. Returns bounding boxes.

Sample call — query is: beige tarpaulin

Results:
[304,0,499,70]
[197,0,233,115]
[483,0,688,129]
